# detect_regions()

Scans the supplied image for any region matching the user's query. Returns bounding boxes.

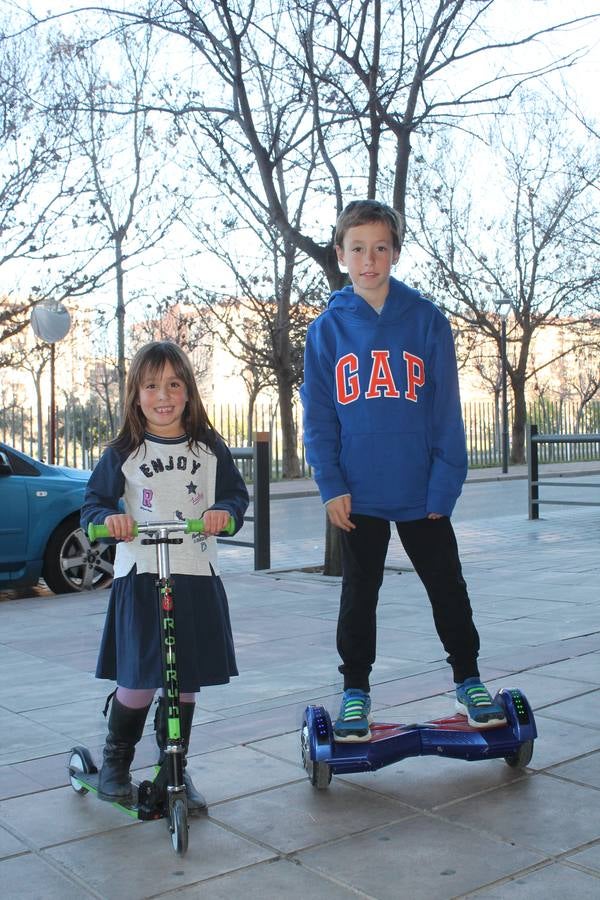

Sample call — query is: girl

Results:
[81,341,248,814]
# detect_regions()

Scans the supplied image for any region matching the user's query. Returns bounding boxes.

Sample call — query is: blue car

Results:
[0,442,114,594]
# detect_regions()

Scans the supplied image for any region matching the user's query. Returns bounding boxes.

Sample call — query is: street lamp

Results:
[30,299,71,464]
[496,296,511,474]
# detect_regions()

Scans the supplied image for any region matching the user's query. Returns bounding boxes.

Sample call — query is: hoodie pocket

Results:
[341,431,430,508]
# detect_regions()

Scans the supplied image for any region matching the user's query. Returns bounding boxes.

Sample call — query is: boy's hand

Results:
[427,513,443,520]
[202,509,231,535]
[104,513,136,542]
[326,495,355,532]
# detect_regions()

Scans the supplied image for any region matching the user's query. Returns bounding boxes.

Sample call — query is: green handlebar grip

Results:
[87,522,139,542]
[87,523,109,542]
[88,517,235,542]
[185,516,236,536]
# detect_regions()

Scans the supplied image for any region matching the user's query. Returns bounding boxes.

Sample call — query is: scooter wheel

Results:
[169,797,189,855]
[504,739,534,769]
[68,746,95,795]
[301,724,332,790]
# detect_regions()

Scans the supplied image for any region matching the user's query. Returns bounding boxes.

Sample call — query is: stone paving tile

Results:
[0,823,27,860]
[1,753,70,798]
[468,862,600,898]
[158,857,362,899]
[534,689,600,730]
[567,842,600,876]
[436,772,600,856]
[0,785,135,848]
[546,749,600,790]
[525,716,600,771]
[0,764,44,802]
[247,729,301,765]
[528,652,600,686]
[210,779,415,854]
[0,708,72,766]
[0,853,99,899]
[46,818,276,900]
[483,671,599,711]
[296,816,546,900]
[1,671,108,715]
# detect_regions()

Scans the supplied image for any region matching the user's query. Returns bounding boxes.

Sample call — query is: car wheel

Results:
[42,515,114,593]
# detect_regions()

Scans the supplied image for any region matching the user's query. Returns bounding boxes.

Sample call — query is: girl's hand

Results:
[104,513,137,542]
[427,512,443,520]
[202,509,231,536]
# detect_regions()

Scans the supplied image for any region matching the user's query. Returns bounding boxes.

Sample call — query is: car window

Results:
[0,447,40,476]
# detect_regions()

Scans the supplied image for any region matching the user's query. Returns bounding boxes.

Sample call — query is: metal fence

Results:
[2,398,600,475]
[227,435,271,570]
[527,424,600,519]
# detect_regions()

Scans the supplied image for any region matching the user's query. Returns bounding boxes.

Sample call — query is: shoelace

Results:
[463,685,493,707]
[341,698,367,721]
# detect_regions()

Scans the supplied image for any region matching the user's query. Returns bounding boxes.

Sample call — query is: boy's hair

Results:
[335,199,405,252]
[110,341,218,455]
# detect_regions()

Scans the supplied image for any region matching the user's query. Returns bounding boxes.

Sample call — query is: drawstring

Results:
[102,688,117,718]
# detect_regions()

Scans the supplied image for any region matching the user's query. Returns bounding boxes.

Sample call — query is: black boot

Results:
[154,697,208,816]
[98,697,151,803]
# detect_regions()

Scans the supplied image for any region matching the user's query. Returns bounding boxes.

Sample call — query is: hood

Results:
[327,276,424,322]
[53,464,92,482]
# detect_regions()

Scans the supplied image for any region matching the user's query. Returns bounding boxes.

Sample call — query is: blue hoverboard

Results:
[301,688,536,788]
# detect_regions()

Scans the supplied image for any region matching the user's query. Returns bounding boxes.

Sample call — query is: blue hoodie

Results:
[300,276,467,521]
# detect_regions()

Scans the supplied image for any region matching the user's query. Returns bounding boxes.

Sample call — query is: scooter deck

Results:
[69,766,168,821]
[303,688,537,775]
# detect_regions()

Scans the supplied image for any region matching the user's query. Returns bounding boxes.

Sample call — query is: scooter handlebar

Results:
[88,516,236,543]
[185,517,236,536]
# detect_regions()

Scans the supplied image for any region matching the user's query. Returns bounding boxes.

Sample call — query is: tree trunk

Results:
[278,381,301,478]
[511,375,528,465]
[246,394,256,446]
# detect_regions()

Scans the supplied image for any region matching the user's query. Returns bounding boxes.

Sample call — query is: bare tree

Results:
[178,200,324,476]
[0,334,52,458]
[411,109,600,463]
[561,333,600,432]
[53,24,187,417]
[132,295,212,382]
[0,19,85,342]
[240,362,276,446]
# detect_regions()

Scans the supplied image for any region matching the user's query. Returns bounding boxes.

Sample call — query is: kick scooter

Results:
[68,516,234,856]
[301,688,537,789]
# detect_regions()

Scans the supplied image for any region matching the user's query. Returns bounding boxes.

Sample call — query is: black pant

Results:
[337,514,480,692]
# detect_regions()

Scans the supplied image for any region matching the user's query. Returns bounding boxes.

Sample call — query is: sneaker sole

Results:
[333,727,372,743]
[455,699,507,729]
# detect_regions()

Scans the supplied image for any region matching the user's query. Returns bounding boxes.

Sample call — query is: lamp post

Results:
[496,297,511,474]
[30,300,71,464]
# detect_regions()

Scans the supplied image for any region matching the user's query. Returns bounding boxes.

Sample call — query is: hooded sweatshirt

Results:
[300,276,467,521]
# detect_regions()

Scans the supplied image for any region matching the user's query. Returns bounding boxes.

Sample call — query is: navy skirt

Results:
[96,568,238,691]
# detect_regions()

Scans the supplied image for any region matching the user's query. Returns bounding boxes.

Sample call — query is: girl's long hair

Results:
[109,341,218,455]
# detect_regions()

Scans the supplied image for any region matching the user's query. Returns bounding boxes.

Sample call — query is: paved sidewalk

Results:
[1,476,599,897]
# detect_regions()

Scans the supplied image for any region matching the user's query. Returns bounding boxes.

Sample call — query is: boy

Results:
[300,199,505,742]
